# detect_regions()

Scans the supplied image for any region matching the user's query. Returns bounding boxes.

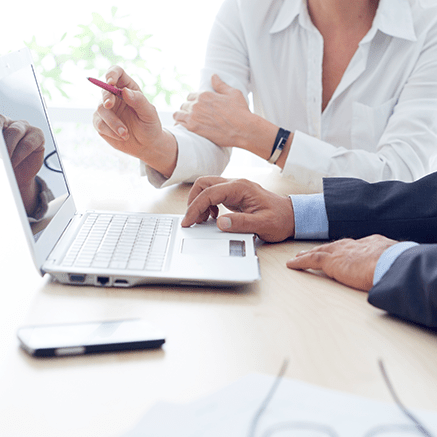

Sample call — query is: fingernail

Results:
[118,127,127,137]
[125,88,134,99]
[217,216,232,229]
[104,99,111,108]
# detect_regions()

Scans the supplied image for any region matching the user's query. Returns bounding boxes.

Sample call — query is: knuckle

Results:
[18,119,30,129]
[179,102,189,112]
[106,65,121,76]
[236,178,259,191]
[187,92,198,101]
[96,102,106,114]
[311,252,325,263]
[197,91,212,103]
[28,127,45,147]
[186,119,200,131]
[17,137,33,154]
[94,116,105,132]
[192,176,206,188]
[8,121,25,137]
[236,178,250,186]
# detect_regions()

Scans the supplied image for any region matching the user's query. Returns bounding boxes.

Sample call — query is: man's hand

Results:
[181,176,295,242]
[0,115,46,215]
[0,115,45,185]
[286,235,399,291]
[93,66,178,178]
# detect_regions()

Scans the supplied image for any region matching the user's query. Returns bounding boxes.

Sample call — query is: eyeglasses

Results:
[247,360,434,437]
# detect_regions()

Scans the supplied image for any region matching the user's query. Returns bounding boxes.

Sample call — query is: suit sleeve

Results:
[323,172,437,243]
[368,244,437,327]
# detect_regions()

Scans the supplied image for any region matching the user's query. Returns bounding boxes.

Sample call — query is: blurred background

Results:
[2,0,268,178]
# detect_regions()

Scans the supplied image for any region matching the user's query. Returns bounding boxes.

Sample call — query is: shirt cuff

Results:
[282,131,338,192]
[140,125,231,189]
[290,193,329,240]
[373,241,420,285]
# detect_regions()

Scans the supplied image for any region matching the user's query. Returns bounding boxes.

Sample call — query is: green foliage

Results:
[25,7,192,107]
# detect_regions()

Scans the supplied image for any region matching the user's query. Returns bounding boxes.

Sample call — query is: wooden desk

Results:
[0,163,436,436]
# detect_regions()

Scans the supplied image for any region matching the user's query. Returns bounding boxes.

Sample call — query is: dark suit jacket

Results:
[323,173,437,328]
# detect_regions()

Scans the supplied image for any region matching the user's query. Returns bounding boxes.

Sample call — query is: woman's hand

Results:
[93,66,177,178]
[173,75,278,160]
[181,176,295,242]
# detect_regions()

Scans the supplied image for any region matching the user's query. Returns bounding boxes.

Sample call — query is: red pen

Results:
[87,77,123,99]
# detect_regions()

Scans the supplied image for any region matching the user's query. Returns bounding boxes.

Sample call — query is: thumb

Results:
[217,213,259,234]
[211,74,233,95]
[121,87,156,122]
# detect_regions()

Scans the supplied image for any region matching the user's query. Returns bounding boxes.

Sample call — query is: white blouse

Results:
[143,0,437,191]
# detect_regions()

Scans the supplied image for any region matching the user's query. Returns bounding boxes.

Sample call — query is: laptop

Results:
[0,48,260,288]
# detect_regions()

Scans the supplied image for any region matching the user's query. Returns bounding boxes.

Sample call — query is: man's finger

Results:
[182,180,235,227]
[186,176,229,206]
[286,251,330,271]
[0,114,7,130]
[3,121,27,158]
[216,212,260,234]
[294,239,353,258]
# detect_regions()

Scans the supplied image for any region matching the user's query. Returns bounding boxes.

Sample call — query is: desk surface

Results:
[1,162,436,436]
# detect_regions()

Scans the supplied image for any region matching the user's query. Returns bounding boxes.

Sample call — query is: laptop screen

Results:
[0,63,69,241]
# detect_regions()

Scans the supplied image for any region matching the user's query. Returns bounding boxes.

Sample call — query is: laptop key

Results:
[151,235,169,254]
[92,260,110,268]
[127,260,146,270]
[110,261,128,269]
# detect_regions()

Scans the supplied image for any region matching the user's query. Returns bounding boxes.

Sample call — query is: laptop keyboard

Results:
[61,213,173,271]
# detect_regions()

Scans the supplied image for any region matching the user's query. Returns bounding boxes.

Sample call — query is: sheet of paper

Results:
[122,373,437,437]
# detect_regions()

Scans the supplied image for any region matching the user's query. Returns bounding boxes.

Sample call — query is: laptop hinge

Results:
[45,212,84,264]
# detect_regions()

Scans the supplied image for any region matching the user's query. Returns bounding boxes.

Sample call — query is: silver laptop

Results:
[0,48,260,287]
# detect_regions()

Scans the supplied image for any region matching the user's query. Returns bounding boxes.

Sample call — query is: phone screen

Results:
[17,319,165,357]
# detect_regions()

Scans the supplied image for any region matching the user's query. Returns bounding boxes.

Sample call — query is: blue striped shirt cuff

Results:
[290,193,329,240]
[373,241,419,285]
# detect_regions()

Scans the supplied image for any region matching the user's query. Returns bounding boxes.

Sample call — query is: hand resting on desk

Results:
[286,235,397,291]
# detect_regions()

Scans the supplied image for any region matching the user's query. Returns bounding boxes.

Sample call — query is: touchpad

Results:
[181,239,246,257]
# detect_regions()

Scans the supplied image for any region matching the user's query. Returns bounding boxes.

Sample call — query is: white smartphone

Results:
[17,318,165,358]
